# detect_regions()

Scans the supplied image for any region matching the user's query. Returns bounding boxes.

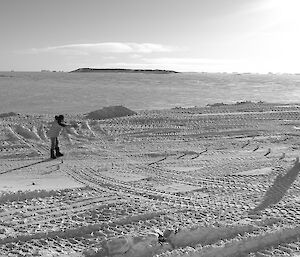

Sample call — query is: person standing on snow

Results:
[47,115,77,159]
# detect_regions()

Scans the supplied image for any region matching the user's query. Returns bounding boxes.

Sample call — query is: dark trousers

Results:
[50,137,59,150]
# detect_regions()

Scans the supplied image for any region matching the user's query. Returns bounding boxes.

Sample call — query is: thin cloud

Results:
[25,42,179,55]
[103,57,243,72]
[142,57,240,65]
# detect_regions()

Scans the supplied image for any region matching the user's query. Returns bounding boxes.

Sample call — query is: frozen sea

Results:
[1,71,300,114]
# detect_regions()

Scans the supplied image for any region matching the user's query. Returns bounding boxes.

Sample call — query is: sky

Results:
[1,0,300,73]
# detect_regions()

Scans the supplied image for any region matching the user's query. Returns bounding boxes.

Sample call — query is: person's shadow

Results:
[1,158,54,174]
[249,157,300,214]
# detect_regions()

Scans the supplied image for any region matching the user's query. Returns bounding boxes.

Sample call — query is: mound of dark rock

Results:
[0,112,18,118]
[85,106,136,120]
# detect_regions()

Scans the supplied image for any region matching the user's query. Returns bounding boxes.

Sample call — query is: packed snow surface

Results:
[1,103,300,256]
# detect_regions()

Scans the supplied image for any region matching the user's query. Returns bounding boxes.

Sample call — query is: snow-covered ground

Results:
[1,103,300,256]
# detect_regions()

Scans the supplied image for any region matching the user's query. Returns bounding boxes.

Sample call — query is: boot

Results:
[55,147,64,157]
[50,149,56,159]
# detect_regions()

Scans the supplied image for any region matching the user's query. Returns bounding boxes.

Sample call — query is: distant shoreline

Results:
[2,101,300,117]
[69,68,179,74]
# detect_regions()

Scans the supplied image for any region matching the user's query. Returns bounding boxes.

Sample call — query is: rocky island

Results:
[70,68,179,74]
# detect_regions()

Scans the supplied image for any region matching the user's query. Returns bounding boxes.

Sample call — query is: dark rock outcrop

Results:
[0,112,18,118]
[85,106,136,120]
